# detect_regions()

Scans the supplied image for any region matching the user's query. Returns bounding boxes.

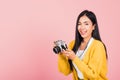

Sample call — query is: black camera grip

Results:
[61,44,67,50]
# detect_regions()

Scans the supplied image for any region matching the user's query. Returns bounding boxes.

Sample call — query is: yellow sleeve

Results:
[72,42,107,79]
[57,40,74,75]
[58,54,71,75]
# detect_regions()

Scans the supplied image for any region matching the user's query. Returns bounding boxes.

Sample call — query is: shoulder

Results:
[92,39,107,60]
[92,39,106,52]
[93,39,104,47]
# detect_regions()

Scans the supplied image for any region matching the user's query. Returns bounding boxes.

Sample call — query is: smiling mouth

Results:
[80,31,87,35]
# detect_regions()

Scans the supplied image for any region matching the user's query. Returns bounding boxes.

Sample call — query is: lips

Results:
[80,30,87,35]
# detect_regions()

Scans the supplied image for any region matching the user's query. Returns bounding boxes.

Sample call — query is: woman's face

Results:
[78,15,95,39]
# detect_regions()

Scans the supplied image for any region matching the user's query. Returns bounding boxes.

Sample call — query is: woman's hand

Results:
[61,49,76,60]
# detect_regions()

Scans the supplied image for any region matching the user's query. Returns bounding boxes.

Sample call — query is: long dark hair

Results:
[69,10,107,69]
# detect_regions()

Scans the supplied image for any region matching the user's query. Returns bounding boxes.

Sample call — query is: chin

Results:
[81,35,87,38]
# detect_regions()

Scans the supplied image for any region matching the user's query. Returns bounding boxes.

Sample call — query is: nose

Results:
[78,25,85,30]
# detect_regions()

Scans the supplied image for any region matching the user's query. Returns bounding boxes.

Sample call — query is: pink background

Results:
[0,0,120,80]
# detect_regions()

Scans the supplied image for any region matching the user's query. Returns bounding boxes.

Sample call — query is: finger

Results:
[66,54,69,57]
[65,49,71,52]
[61,49,65,53]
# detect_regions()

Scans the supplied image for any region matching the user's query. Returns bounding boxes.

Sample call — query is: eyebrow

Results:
[78,21,89,23]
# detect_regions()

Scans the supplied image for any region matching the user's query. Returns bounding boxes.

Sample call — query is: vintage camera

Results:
[53,40,68,54]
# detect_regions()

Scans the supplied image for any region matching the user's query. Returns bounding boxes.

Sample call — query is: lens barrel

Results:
[53,46,61,54]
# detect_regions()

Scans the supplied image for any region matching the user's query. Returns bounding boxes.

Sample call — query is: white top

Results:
[72,37,94,79]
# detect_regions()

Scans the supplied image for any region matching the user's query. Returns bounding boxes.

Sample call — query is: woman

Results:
[57,10,108,80]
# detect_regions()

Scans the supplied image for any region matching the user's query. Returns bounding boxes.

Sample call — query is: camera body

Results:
[53,40,67,54]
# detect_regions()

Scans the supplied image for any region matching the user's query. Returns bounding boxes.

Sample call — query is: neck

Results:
[82,36,92,43]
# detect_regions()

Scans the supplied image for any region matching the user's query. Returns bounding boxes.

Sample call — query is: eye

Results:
[78,23,81,25]
[85,23,89,25]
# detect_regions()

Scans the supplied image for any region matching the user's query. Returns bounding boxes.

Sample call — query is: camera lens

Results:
[53,46,61,54]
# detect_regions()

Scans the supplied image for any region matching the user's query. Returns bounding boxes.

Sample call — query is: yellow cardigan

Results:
[58,39,108,80]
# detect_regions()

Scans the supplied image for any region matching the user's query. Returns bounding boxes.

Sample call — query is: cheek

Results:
[77,26,81,31]
[87,25,94,30]
[90,26,95,32]
[78,26,80,29]
[88,27,94,34]
[86,25,91,30]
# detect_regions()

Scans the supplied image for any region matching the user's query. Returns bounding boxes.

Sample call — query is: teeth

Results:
[81,31,86,35]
